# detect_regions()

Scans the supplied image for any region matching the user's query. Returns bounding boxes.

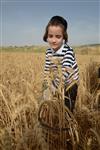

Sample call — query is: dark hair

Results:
[43,16,68,43]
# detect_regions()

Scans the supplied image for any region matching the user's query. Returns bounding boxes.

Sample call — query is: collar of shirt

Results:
[51,43,65,54]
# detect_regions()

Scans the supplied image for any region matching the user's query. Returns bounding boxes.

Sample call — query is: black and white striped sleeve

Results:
[63,48,75,68]
[62,48,75,78]
[44,50,51,79]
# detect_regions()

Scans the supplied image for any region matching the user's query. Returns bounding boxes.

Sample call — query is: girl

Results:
[43,16,79,112]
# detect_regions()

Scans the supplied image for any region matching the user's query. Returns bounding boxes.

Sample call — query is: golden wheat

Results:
[0,51,100,149]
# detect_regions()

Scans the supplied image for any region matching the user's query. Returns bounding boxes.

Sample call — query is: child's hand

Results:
[43,88,51,101]
[50,83,57,95]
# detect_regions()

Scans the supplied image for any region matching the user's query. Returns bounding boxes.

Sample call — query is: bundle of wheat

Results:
[38,99,79,150]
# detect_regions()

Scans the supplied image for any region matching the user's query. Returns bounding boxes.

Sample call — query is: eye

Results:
[56,35,62,38]
[48,34,53,38]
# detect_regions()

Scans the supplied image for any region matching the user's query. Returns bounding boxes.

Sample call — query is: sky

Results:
[0,0,100,46]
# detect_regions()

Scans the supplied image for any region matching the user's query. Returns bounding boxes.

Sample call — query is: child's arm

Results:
[62,48,76,84]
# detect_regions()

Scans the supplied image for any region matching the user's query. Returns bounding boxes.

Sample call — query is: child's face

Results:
[47,25,64,51]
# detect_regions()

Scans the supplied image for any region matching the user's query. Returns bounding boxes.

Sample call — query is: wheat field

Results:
[0,46,100,150]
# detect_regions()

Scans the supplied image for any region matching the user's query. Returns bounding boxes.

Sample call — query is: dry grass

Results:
[0,50,100,150]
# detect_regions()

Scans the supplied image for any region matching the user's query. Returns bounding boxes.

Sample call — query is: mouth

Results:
[52,44,57,46]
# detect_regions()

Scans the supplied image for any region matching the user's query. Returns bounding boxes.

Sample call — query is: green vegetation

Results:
[0,44,100,55]
[0,45,48,53]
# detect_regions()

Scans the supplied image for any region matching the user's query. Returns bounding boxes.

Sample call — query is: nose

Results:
[52,37,56,43]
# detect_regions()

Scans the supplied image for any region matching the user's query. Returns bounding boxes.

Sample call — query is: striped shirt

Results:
[44,43,79,88]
